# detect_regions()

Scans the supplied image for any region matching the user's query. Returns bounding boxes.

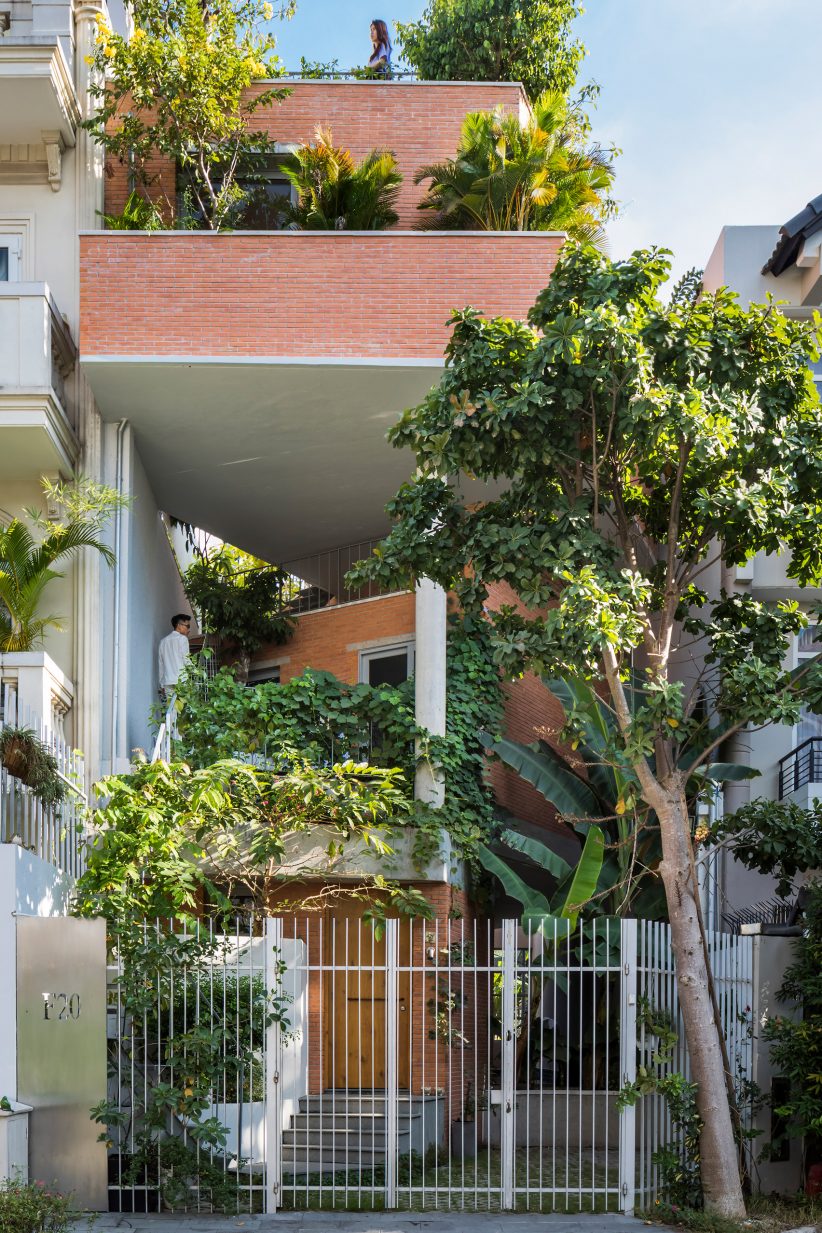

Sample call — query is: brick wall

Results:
[484,580,570,840]
[104,80,528,227]
[79,231,561,358]
[253,592,416,684]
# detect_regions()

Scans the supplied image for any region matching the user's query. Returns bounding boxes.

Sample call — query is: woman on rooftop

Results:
[368,19,392,76]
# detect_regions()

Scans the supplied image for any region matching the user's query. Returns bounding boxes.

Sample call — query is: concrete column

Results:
[74,2,106,233]
[414,578,447,807]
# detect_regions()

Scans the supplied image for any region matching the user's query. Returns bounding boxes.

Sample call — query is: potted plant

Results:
[0,727,66,809]
[450,1080,476,1158]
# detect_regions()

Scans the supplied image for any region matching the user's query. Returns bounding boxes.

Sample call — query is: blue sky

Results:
[272,0,822,283]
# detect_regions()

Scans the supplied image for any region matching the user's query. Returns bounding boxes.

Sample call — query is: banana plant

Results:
[479,676,760,922]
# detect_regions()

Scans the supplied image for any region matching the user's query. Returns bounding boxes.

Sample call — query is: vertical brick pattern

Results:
[104,81,528,226]
[79,232,561,357]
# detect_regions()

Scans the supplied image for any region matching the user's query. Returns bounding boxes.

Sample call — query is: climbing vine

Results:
[174,614,504,873]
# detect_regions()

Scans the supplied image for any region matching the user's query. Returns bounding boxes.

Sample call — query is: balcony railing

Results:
[0,283,77,428]
[0,684,87,878]
[280,539,401,615]
[778,737,822,799]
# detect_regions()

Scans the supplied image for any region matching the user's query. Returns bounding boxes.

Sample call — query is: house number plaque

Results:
[42,992,82,1021]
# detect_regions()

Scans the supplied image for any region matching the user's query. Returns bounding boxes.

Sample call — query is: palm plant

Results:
[280,128,402,231]
[0,479,124,652]
[415,91,614,242]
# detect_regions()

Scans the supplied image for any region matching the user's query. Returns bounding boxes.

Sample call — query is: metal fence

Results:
[102,915,753,1216]
[778,736,822,797]
[0,683,87,877]
[634,921,754,1208]
[105,917,273,1215]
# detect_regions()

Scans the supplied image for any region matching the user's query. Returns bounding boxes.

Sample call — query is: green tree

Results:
[0,478,125,652]
[348,244,822,1215]
[84,0,290,231]
[414,91,614,241]
[74,753,418,922]
[183,546,294,676]
[395,0,585,104]
[280,128,403,230]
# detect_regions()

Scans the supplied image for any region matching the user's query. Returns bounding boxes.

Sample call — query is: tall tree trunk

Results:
[654,785,746,1217]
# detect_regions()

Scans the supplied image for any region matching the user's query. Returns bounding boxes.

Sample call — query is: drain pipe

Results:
[110,419,128,770]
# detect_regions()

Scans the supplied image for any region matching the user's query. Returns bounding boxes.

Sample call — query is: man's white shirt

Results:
[158,629,190,689]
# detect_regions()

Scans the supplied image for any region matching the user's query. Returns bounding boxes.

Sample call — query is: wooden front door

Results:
[324,910,411,1090]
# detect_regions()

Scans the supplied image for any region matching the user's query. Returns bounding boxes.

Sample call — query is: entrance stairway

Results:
[281,1091,438,1175]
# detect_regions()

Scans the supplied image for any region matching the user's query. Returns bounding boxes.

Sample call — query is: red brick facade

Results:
[258,592,416,684]
[79,231,561,359]
[104,80,528,227]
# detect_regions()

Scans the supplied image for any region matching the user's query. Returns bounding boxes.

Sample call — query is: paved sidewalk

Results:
[77,1214,648,1233]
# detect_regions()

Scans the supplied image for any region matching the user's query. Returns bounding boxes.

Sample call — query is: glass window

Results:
[0,246,8,281]
[361,644,414,687]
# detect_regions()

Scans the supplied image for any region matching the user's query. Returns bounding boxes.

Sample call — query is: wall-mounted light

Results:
[0,12,11,33]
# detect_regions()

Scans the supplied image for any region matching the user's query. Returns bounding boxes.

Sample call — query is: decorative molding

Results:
[42,129,63,191]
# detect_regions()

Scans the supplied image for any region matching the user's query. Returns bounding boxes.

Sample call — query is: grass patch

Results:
[647,1194,822,1233]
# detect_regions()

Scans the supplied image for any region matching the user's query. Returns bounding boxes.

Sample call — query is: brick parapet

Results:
[103,80,529,227]
[79,231,562,358]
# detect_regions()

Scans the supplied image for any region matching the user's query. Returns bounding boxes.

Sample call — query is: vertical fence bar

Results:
[500,918,517,1211]
[385,917,399,1209]
[266,917,283,1214]
[619,918,638,1214]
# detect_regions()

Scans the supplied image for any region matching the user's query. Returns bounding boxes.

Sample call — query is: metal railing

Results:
[276,539,403,617]
[281,69,417,81]
[778,736,822,798]
[0,684,87,877]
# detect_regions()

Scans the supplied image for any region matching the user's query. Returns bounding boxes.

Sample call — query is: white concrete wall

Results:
[96,424,190,772]
[703,224,804,305]
[0,845,73,1100]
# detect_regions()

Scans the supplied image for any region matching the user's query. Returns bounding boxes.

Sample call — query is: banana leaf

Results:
[489,735,600,818]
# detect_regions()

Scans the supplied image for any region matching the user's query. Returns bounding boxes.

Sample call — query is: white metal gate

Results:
[103,916,752,1215]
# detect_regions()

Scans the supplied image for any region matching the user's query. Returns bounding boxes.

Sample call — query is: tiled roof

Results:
[762,192,822,276]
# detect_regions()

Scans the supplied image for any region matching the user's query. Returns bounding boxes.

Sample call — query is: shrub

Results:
[0,1176,74,1233]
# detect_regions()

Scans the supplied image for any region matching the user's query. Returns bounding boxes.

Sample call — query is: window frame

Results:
[359,641,415,686]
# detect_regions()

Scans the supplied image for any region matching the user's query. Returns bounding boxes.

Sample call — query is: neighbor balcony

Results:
[778,736,822,806]
[0,283,79,475]
[79,230,563,563]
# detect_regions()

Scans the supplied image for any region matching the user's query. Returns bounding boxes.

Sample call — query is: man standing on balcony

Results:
[158,613,191,703]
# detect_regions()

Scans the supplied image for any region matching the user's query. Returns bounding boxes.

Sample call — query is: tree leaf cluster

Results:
[83,0,291,230]
[395,0,586,106]
[710,798,822,900]
[183,548,295,655]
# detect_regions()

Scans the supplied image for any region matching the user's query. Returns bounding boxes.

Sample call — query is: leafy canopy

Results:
[395,0,586,105]
[183,546,294,654]
[350,244,822,783]
[84,0,290,230]
[415,91,614,241]
[73,753,413,923]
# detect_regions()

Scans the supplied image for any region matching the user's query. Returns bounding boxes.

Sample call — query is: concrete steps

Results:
[281,1092,434,1176]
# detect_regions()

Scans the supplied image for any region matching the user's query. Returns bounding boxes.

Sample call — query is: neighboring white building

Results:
[704,198,822,919]
[0,0,189,1106]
